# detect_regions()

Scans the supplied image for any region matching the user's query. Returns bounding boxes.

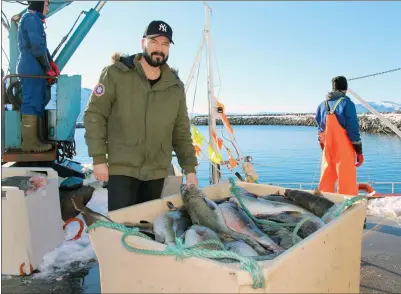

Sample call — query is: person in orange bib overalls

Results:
[315,76,364,196]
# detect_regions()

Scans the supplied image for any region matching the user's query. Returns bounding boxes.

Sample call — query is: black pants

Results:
[107,175,165,211]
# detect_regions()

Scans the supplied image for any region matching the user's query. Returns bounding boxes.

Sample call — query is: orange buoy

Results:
[19,262,33,276]
[63,217,85,241]
[358,183,400,198]
[358,183,375,194]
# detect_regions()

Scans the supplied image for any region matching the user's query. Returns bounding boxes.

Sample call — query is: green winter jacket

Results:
[83,53,197,181]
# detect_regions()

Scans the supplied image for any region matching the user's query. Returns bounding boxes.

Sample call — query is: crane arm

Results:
[55,1,106,72]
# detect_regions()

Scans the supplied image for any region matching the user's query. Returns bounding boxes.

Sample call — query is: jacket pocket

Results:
[154,141,173,169]
[107,137,144,168]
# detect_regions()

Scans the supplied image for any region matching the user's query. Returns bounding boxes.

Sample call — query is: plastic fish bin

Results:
[1,167,65,276]
[88,181,367,293]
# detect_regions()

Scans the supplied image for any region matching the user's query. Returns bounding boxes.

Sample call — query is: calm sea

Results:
[73,125,401,194]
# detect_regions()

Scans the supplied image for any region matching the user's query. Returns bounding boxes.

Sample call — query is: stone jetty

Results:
[190,113,401,136]
[75,112,401,135]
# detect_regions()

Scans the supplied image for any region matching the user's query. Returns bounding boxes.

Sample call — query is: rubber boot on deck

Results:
[21,114,53,152]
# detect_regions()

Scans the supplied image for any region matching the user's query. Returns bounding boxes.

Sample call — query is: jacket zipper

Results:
[136,63,177,178]
[140,79,151,178]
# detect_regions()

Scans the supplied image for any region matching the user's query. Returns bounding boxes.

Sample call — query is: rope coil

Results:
[86,221,266,289]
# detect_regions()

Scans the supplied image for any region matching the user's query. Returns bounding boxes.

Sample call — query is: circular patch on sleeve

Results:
[93,83,105,97]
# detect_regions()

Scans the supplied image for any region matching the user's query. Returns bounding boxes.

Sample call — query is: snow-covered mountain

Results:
[355,101,401,113]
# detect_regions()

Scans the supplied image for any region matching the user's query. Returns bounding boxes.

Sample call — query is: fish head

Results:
[180,183,188,196]
[180,184,211,206]
[184,225,221,249]
[193,224,220,239]
[184,227,202,244]
[283,189,292,199]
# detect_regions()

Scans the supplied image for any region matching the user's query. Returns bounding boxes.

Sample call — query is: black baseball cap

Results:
[143,20,174,44]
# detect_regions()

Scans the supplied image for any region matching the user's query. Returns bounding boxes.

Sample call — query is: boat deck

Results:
[2,215,400,293]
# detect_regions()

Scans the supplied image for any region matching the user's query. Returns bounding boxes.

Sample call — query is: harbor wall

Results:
[75,113,401,135]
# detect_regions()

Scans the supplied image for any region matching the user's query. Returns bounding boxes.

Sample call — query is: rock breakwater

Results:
[190,113,401,136]
[75,113,401,135]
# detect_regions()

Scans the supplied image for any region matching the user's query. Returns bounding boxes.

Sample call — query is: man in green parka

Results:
[84,20,198,211]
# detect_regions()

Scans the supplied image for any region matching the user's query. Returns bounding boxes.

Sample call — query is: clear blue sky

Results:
[2,0,400,113]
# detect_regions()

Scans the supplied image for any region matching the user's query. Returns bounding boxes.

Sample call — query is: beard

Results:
[143,49,168,67]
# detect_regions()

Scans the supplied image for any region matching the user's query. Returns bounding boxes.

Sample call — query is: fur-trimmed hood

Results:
[111,52,124,64]
[109,52,181,83]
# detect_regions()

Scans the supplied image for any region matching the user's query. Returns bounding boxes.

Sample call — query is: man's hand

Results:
[94,163,109,182]
[355,153,364,167]
[46,68,57,85]
[50,61,60,76]
[186,173,198,188]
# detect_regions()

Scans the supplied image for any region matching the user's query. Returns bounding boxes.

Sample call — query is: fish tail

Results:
[70,196,85,212]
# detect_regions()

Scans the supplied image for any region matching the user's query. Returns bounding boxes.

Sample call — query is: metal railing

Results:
[266,181,401,195]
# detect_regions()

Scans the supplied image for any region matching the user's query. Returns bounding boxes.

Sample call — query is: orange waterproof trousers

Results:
[318,98,358,196]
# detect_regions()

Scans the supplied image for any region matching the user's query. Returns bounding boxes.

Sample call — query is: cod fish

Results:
[183,225,223,250]
[229,193,311,216]
[258,194,294,204]
[224,240,259,257]
[71,197,113,226]
[153,208,192,245]
[232,186,293,204]
[71,198,154,236]
[284,189,335,217]
[257,211,323,239]
[229,193,326,237]
[258,223,296,250]
[219,201,285,254]
[180,184,284,255]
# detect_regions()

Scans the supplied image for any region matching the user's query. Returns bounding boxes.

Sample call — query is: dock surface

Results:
[360,216,401,293]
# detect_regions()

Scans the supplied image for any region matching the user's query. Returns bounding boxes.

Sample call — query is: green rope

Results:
[86,221,266,289]
[290,217,310,245]
[331,195,365,219]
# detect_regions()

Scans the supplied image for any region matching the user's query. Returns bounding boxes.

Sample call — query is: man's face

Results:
[43,1,49,15]
[142,36,170,67]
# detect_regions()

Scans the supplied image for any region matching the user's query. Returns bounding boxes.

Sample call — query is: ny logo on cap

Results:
[159,23,167,32]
